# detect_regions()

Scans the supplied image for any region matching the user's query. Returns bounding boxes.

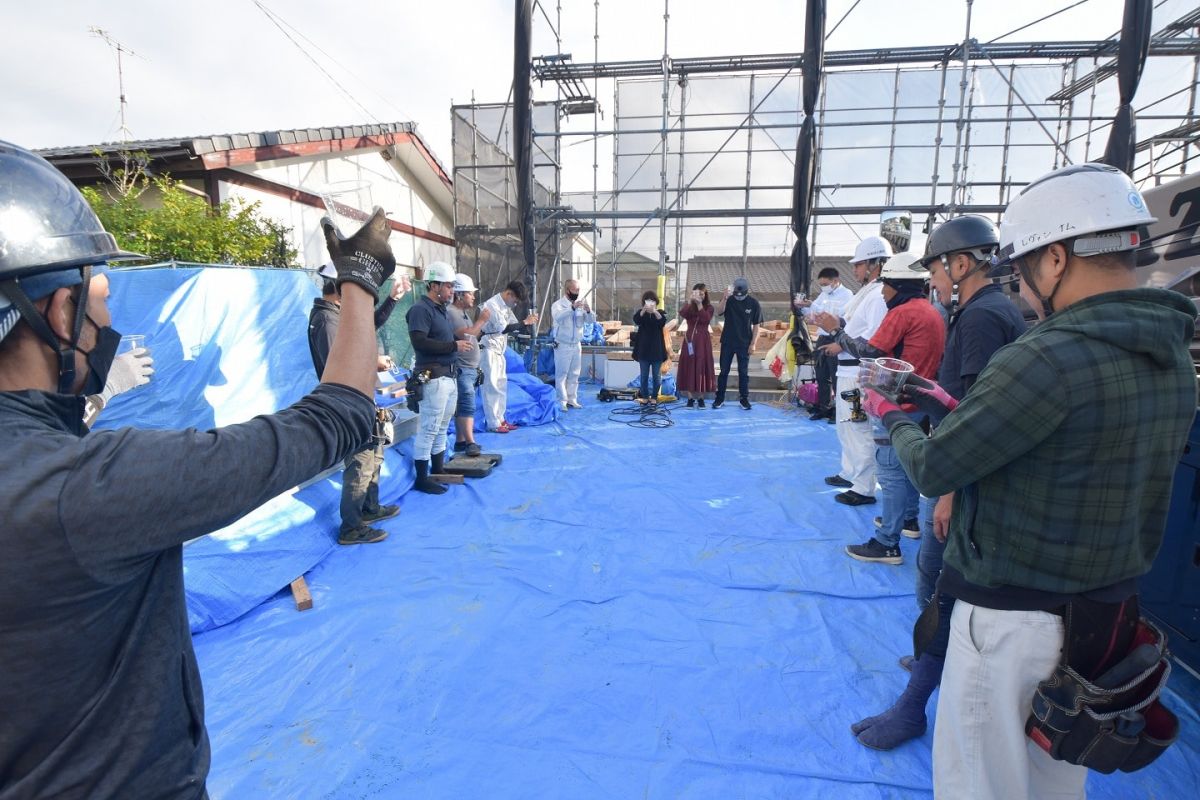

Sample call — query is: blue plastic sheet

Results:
[190,399,1200,798]
[95,266,559,632]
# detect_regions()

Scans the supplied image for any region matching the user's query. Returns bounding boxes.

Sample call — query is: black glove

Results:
[322,207,396,300]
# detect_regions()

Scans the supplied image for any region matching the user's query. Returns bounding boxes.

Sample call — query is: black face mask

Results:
[567,292,579,302]
[76,322,121,396]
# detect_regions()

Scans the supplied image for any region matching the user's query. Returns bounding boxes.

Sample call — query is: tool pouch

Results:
[1026,615,1179,774]
[405,375,423,413]
[375,407,395,446]
[474,367,484,388]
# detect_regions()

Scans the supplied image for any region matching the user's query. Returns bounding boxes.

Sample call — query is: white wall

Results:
[218,149,454,276]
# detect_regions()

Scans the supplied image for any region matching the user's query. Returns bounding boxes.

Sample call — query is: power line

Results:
[250,0,382,123]
[986,0,1093,44]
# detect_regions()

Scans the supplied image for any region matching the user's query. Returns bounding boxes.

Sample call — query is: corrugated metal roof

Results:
[34,122,419,160]
[687,255,857,298]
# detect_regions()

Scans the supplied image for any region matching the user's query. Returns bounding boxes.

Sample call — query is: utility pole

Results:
[89,27,142,142]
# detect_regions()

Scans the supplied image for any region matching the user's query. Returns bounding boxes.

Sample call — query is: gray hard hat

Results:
[922,215,1000,267]
[0,140,142,280]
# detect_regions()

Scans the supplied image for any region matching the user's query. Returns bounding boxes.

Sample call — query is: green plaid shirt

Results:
[889,288,1197,594]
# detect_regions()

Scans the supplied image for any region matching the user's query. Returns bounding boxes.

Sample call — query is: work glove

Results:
[322,207,396,300]
[862,386,902,419]
[899,374,959,424]
[99,347,154,405]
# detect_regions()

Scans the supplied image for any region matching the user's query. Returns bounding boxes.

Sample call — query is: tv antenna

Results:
[89,27,143,142]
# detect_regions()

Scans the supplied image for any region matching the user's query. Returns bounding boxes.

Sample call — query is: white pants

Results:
[834,377,876,496]
[554,342,582,405]
[414,375,457,461]
[934,601,1088,800]
[480,347,508,430]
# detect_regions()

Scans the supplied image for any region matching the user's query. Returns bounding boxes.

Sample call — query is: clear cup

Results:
[856,357,877,390]
[319,180,374,239]
[866,356,914,394]
[118,334,145,355]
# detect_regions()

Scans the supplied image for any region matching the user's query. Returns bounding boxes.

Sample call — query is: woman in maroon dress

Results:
[677,283,716,407]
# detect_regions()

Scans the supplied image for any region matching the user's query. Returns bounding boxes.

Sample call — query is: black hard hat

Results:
[0,140,142,281]
[922,215,1000,266]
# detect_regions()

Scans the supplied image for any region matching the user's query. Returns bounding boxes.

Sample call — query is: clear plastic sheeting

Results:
[193,402,1200,798]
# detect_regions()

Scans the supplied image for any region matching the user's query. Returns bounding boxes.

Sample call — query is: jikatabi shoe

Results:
[875,516,921,538]
[338,525,388,545]
[835,490,876,506]
[845,537,903,565]
[361,504,400,524]
[825,474,853,488]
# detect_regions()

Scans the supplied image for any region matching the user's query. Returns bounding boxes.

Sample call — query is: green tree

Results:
[82,152,297,267]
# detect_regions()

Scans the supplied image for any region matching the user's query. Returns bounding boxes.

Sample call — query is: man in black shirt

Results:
[713,276,763,410]
[308,263,406,545]
[0,140,388,800]
[406,262,471,494]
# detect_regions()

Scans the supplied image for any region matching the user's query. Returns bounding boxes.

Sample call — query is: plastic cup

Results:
[856,357,877,390]
[866,356,914,394]
[118,334,144,355]
[319,180,374,239]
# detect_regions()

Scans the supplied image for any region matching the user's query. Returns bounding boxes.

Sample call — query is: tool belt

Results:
[375,407,395,446]
[1026,598,1179,774]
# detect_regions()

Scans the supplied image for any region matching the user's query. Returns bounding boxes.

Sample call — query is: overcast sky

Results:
[5,1,1154,258]
[5,0,1133,163]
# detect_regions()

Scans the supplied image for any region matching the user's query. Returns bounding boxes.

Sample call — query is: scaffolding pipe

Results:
[674,77,688,310]
[928,60,950,222]
[947,0,975,216]
[592,0,599,302]
[513,0,537,311]
[999,64,1016,209]
[743,74,756,269]
[657,0,671,300]
[885,65,901,207]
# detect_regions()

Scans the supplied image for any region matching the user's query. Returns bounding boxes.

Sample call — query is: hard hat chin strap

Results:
[0,265,92,393]
[1016,249,1062,319]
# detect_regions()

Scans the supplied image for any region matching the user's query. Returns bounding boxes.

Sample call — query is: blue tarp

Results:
[95,266,553,633]
[94,267,1200,797]
[190,401,1200,798]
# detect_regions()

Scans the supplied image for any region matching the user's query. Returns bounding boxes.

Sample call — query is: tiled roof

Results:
[687,255,857,299]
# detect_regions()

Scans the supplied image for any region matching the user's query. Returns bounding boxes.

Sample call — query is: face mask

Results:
[77,323,121,396]
[819,284,834,295]
[567,292,579,302]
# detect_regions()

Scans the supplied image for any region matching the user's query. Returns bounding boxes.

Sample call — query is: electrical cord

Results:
[607,399,684,429]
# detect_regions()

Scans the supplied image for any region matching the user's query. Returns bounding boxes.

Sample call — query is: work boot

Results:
[852,654,945,750]
[361,504,400,524]
[825,474,853,488]
[337,525,388,545]
[431,451,449,474]
[414,460,446,495]
[845,537,902,565]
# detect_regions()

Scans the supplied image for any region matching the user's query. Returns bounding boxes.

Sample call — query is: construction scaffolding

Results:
[451,0,1200,323]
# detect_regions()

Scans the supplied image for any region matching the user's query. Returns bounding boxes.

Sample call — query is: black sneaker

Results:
[875,516,921,539]
[825,475,853,488]
[361,504,400,524]
[845,537,902,565]
[739,397,752,410]
[338,525,388,545]
[686,398,696,408]
[834,490,876,506]
[712,398,724,409]
[697,398,706,408]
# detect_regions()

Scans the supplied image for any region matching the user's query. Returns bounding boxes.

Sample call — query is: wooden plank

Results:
[290,576,313,612]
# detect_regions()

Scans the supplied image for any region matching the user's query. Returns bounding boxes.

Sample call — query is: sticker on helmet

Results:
[1127,192,1146,211]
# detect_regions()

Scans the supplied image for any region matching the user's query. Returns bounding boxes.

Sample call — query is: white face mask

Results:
[819,284,834,295]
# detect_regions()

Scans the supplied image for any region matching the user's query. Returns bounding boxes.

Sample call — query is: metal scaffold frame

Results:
[451,0,1200,323]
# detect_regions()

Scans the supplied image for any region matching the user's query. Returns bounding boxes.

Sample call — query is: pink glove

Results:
[902,374,959,422]
[863,387,902,419]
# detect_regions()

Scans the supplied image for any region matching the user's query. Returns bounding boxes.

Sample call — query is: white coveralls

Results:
[550,297,595,407]
[479,292,518,430]
[834,280,888,497]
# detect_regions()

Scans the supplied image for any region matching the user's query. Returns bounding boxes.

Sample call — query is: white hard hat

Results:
[997,163,1157,265]
[849,235,893,265]
[879,251,930,281]
[317,262,337,280]
[425,261,456,284]
[453,272,477,293]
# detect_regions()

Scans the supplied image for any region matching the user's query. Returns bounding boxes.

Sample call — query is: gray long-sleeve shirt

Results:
[0,383,374,799]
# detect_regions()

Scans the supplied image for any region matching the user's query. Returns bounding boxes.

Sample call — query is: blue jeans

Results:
[638,360,662,399]
[874,443,919,548]
[916,494,943,609]
[455,366,478,418]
